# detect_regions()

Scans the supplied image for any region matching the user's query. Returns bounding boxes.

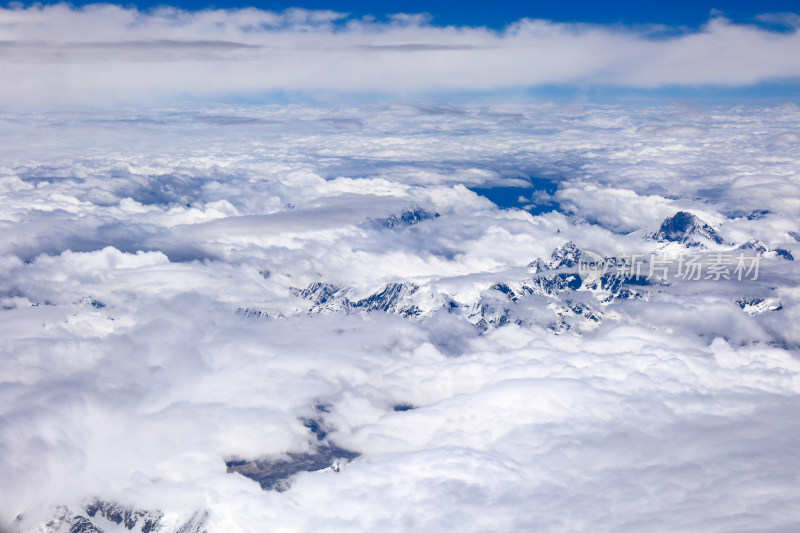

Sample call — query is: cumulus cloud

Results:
[1,102,800,532]
[554,184,678,233]
[0,5,800,106]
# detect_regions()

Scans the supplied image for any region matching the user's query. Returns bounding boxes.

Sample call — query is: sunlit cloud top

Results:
[1,4,799,106]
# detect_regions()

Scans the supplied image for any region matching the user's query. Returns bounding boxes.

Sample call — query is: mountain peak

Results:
[369,209,438,229]
[549,241,581,269]
[651,211,723,245]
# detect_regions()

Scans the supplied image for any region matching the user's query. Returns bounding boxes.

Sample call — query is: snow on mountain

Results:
[2,102,800,533]
[277,241,656,335]
[368,209,439,229]
[24,501,168,533]
[649,211,724,246]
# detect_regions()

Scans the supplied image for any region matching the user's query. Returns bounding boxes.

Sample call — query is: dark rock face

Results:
[300,416,328,441]
[469,297,513,331]
[236,307,282,319]
[736,297,782,315]
[290,282,351,314]
[582,273,644,303]
[86,502,123,528]
[37,502,164,533]
[549,241,582,269]
[290,282,421,317]
[226,406,360,492]
[33,495,211,532]
[292,282,342,306]
[69,517,104,533]
[489,283,518,302]
[84,501,162,533]
[526,257,550,273]
[737,298,764,309]
[353,283,420,316]
[369,209,438,229]
[738,240,794,261]
[651,211,723,245]
[739,239,768,254]
[747,209,770,220]
[527,273,583,296]
[226,444,360,492]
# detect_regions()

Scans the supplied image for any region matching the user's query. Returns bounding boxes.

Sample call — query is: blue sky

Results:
[13,0,800,27]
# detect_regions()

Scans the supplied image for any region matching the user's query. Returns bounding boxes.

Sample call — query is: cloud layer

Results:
[0,101,799,531]
[1,4,800,105]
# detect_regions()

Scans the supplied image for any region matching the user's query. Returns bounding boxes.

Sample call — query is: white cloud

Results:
[1,102,800,532]
[0,5,800,106]
[554,184,678,233]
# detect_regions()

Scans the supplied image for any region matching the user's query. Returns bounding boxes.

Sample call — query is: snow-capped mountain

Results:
[271,241,651,334]
[20,502,174,533]
[648,211,724,247]
[233,207,793,344]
